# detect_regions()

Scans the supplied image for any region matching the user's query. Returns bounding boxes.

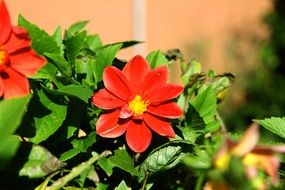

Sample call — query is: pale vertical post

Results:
[133,0,147,56]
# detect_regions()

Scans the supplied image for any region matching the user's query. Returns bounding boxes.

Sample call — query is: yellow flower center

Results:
[128,95,149,116]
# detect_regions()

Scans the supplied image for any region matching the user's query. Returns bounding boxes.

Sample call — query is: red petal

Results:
[96,110,130,138]
[12,26,29,37]
[0,1,11,44]
[92,88,125,109]
[103,66,132,100]
[119,104,133,119]
[9,49,46,77]
[148,84,184,103]
[4,27,31,54]
[126,121,152,153]
[144,113,175,137]
[147,101,183,119]
[1,68,29,99]
[122,55,150,93]
[142,66,168,98]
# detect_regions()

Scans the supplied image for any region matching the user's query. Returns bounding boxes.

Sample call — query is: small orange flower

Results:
[0,1,46,99]
[92,55,183,152]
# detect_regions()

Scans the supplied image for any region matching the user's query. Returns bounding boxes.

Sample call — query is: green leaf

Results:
[211,76,231,94]
[119,40,142,49]
[98,158,114,176]
[71,132,97,151]
[191,87,217,125]
[181,60,201,85]
[60,100,86,140]
[102,40,142,50]
[178,126,202,144]
[115,180,130,190]
[108,149,142,177]
[57,84,93,103]
[66,20,89,36]
[29,90,67,144]
[95,183,109,190]
[65,31,87,63]
[0,95,30,169]
[45,53,71,76]
[19,145,65,178]
[181,87,218,143]
[146,50,169,68]
[59,132,96,161]
[86,34,102,51]
[93,44,122,82]
[139,143,185,174]
[18,15,60,54]
[52,26,64,55]
[0,136,21,170]
[254,117,285,138]
[0,95,31,139]
[75,165,93,187]
[182,148,211,169]
[188,86,217,130]
[75,58,90,74]
[30,62,61,87]
[60,148,82,162]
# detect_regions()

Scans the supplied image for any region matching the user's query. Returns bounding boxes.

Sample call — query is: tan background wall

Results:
[6,0,271,71]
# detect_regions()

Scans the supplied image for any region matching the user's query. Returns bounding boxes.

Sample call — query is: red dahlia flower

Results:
[92,55,184,152]
[0,1,46,99]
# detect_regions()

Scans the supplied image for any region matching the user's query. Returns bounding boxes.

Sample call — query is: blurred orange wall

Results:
[6,0,270,71]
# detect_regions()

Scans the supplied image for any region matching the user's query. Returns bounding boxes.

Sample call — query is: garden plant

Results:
[1,1,285,190]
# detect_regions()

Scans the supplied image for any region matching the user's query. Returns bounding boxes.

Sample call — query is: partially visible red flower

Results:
[0,1,46,99]
[92,55,183,152]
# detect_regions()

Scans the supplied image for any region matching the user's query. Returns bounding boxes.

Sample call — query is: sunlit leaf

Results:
[71,132,96,151]
[108,149,142,177]
[18,15,60,54]
[115,180,130,190]
[29,90,67,144]
[92,44,122,82]
[139,143,185,174]
[0,95,30,169]
[60,149,82,162]
[65,31,87,63]
[181,60,201,85]
[254,117,285,138]
[182,148,211,169]
[66,20,89,37]
[19,146,65,178]
[52,26,64,55]
[98,157,114,176]
[146,50,169,68]
[45,53,71,76]
[60,132,96,161]
[57,84,93,103]
[86,34,102,51]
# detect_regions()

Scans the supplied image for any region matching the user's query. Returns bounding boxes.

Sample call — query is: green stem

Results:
[194,173,205,190]
[46,151,110,190]
[141,172,149,190]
